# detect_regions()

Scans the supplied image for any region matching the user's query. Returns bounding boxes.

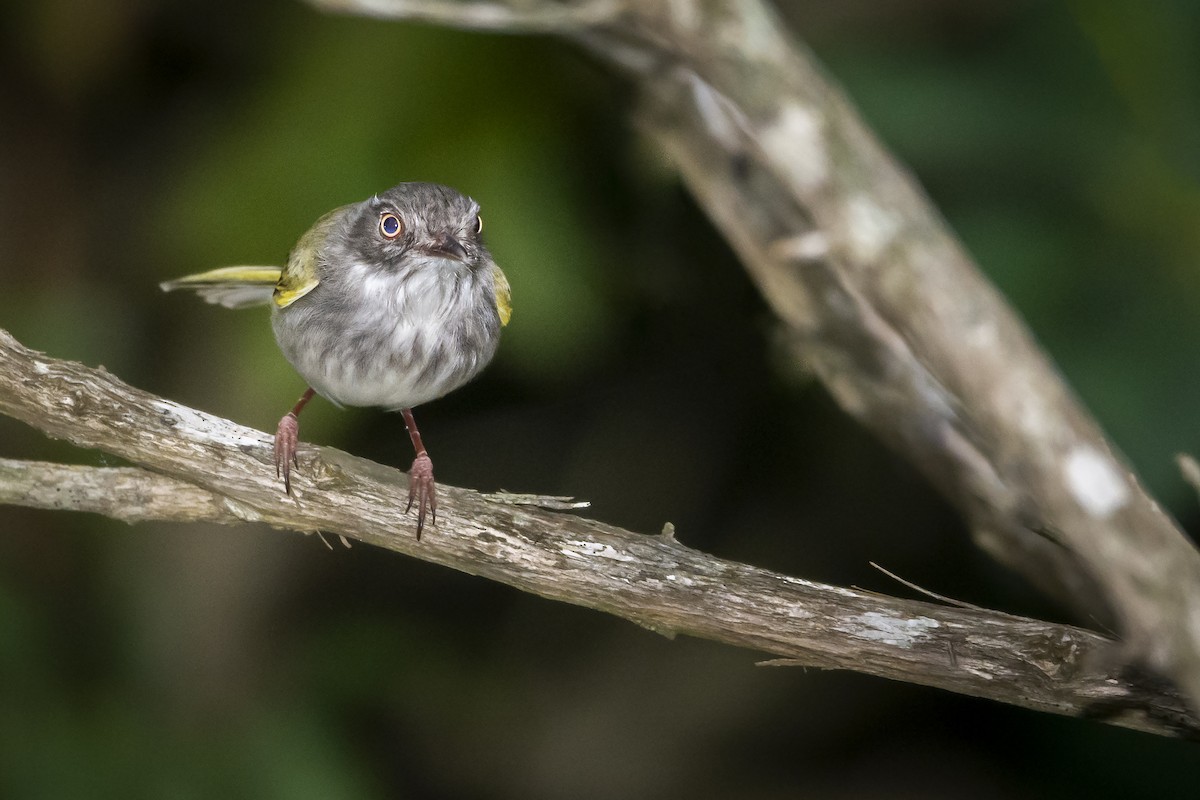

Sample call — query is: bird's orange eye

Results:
[474,215,483,235]
[380,213,404,239]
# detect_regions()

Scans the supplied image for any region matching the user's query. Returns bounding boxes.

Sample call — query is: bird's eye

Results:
[474,215,484,235]
[379,213,404,239]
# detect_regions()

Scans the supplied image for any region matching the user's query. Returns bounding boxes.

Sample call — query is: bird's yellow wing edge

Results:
[493,265,512,327]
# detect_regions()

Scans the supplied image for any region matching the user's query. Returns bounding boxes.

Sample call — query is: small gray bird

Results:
[161,182,512,538]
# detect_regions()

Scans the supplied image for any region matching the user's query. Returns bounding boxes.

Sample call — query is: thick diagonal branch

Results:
[0,329,1196,738]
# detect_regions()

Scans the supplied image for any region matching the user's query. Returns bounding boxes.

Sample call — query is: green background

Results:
[2,0,1199,796]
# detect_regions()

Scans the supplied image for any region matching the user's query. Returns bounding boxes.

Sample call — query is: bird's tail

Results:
[160,266,283,309]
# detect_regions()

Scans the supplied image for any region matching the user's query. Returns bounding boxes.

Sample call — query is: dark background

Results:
[2,0,1200,796]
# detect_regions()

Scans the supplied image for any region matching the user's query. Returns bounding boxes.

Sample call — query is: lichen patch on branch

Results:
[761,103,829,192]
[1064,446,1129,519]
[840,611,940,648]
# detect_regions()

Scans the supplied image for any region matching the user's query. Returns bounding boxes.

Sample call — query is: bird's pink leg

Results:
[274,387,315,495]
[401,407,437,540]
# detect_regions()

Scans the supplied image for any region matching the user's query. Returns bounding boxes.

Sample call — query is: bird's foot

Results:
[274,412,300,494]
[405,452,437,540]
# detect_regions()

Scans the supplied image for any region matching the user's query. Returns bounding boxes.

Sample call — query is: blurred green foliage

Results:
[2,0,1199,797]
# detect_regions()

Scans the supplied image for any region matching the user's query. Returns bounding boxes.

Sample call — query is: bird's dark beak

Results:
[426,233,469,262]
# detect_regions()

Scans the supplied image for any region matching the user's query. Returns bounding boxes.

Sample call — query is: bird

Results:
[161,181,511,538]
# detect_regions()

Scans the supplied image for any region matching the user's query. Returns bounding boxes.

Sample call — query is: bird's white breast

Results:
[272,258,499,410]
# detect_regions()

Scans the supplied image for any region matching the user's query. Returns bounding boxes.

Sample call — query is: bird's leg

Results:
[401,407,437,540]
[274,387,315,495]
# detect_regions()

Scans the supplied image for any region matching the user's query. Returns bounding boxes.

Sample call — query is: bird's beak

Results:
[425,233,469,262]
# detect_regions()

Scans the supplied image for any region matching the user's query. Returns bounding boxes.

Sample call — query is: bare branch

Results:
[310,0,620,30]
[1,329,1197,738]
[303,0,1200,712]
[0,456,591,523]
[0,458,250,524]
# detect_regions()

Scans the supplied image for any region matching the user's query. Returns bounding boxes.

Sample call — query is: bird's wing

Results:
[159,266,283,309]
[273,206,349,309]
[492,264,512,327]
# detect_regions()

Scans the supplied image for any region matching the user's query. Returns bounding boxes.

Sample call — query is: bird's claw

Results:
[405,452,437,540]
[274,412,300,495]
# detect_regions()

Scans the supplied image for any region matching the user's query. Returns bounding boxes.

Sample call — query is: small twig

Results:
[1177,454,1200,499]
[867,561,990,612]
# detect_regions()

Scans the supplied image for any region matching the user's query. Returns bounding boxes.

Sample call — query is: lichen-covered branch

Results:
[304,0,1200,714]
[0,329,1196,738]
